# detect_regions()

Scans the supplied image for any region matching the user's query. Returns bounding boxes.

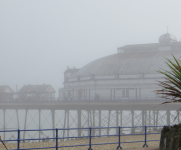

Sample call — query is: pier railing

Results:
[0,95,166,103]
[0,125,163,150]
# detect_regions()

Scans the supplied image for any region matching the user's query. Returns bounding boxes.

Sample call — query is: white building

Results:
[59,33,181,101]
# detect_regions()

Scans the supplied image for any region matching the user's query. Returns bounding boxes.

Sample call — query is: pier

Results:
[0,99,180,141]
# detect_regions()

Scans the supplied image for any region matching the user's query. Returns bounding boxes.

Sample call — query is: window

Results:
[122,90,125,98]
[77,76,80,81]
[115,74,119,79]
[140,73,144,78]
[91,74,95,80]
[126,89,129,98]
[122,89,129,98]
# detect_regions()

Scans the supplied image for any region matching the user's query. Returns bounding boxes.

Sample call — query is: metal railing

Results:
[0,95,166,103]
[0,125,163,150]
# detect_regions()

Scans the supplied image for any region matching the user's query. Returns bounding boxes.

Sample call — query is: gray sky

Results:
[1,0,181,95]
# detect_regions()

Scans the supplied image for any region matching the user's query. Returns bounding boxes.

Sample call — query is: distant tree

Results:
[156,55,181,120]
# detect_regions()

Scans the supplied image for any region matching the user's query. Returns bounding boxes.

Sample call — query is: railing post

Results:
[143,126,148,147]
[17,129,20,150]
[88,127,92,150]
[56,128,58,150]
[117,126,122,149]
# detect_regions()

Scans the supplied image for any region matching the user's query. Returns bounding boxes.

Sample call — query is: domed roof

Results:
[159,33,177,42]
[75,50,181,77]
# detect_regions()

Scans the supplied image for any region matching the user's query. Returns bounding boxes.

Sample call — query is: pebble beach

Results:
[0,134,160,150]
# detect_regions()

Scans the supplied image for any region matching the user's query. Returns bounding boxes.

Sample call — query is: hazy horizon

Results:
[1,0,181,95]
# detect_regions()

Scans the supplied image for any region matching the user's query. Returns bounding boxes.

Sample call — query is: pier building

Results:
[18,84,56,101]
[59,33,181,101]
[0,85,14,101]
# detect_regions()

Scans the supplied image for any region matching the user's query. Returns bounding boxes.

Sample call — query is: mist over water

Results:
[1,0,181,144]
[1,106,180,142]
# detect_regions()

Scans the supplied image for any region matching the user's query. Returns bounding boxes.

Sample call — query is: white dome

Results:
[159,33,177,44]
[75,50,181,77]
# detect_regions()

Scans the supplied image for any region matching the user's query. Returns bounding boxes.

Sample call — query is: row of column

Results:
[67,88,142,101]
[110,88,141,100]
[1,109,180,141]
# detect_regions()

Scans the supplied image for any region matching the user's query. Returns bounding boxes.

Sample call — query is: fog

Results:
[1,0,181,94]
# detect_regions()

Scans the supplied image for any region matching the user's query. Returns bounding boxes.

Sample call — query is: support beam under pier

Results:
[99,110,101,136]
[3,109,5,140]
[167,110,170,125]
[131,110,134,133]
[78,110,81,137]
[67,110,69,139]
[39,109,41,142]
[23,109,28,142]
[51,109,55,141]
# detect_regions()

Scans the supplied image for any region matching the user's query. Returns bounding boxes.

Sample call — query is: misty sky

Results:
[1,0,181,96]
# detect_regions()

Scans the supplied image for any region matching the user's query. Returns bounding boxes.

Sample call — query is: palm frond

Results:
[156,55,181,107]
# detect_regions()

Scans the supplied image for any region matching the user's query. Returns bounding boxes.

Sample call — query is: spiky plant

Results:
[156,55,181,120]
